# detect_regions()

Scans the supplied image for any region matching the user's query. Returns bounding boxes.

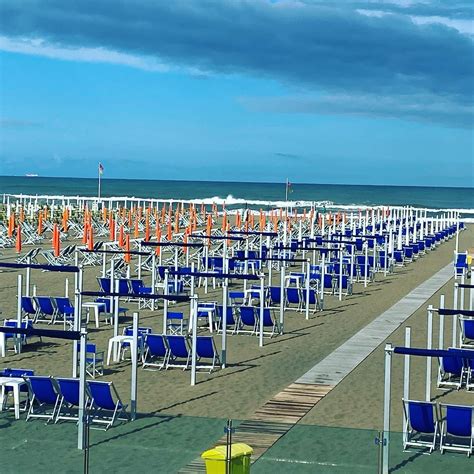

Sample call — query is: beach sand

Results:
[0,225,471,432]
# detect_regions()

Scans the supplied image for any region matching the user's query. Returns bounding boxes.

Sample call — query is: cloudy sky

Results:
[0,0,473,186]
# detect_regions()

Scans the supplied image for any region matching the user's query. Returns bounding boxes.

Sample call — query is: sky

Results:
[0,0,473,187]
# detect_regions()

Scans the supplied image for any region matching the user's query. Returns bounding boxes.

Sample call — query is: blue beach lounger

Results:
[26,376,61,423]
[402,399,439,453]
[196,336,221,373]
[440,404,474,456]
[87,380,129,430]
[55,378,84,423]
[143,334,169,370]
[166,335,191,370]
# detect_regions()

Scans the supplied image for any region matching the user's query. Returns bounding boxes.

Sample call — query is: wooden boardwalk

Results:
[180,262,453,472]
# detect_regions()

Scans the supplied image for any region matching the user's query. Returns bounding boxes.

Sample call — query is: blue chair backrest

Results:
[5,368,34,377]
[29,377,58,404]
[262,308,274,327]
[36,297,55,315]
[286,288,300,303]
[269,287,281,304]
[302,288,317,304]
[77,343,98,353]
[98,278,111,293]
[21,296,36,315]
[118,279,131,294]
[216,305,235,325]
[57,378,80,406]
[446,405,472,437]
[239,306,257,325]
[463,319,474,339]
[196,336,215,358]
[124,327,152,337]
[442,355,463,376]
[88,381,116,410]
[55,297,74,314]
[145,334,167,357]
[96,298,111,312]
[130,279,144,293]
[324,274,333,289]
[166,335,189,357]
[408,401,436,434]
[456,254,468,266]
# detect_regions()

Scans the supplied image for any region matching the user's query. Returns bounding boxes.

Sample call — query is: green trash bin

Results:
[201,443,253,474]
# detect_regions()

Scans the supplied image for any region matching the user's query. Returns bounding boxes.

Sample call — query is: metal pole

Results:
[320,253,325,310]
[138,242,142,280]
[439,294,445,350]
[426,306,433,401]
[453,283,458,347]
[191,295,198,386]
[305,259,310,319]
[16,274,22,354]
[25,256,31,297]
[279,259,285,333]
[151,253,156,311]
[163,269,169,334]
[402,327,411,447]
[78,328,87,450]
[222,277,228,367]
[131,311,138,420]
[259,273,265,348]
[382,344,392,474]
[114,279,119,337]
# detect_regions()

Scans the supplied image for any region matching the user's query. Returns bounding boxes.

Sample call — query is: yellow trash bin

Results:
[201,443,253,474]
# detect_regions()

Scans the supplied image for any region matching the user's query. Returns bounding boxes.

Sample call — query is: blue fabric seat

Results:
[440,404,474,456]
[54,297,75,329]
[216,305,237,333]
[237,306,258,335]
[285,287,301,311]
[196,336,221,372]
[26,376,60,423]
[402,399,439,453]
[166,335,191,370]
[34,296,57,324]
[143,334,169,370]
[438,351,465,389]
[87,380,129,430]
[55,378,84,423]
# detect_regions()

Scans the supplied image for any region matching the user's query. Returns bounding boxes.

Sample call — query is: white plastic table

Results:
[83,302,107,328]
[0,377,27,419]
[106,335,144,365]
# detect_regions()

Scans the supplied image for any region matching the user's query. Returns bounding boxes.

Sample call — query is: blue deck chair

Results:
[261,308,280,337]
[97,277,111,293]
[437,351,465,390]
[130,279,152,294]
[302,288,321,313]
[120,326,151,361]
[455,253,468,278]
[21,296,37,320]
[166,335,191,370]
[403,246,414,263]
[143,334,169,370]
[34,296,57,324]
[440,404,474,456]
[334,275,353,296]
[237,306,258,335]
[3,319,36,351]
[118,278,131,296]
[402,399,439,453]
[54,297,75,330]
[216,305,237,334]
[0,368,34,413]
[26,376,60,423]
[285,287,302,311]
[459,318,474,348]
[95,298,128,318]
[196,336,221,372]
[55,378,84,423]
[268,287,281,307]
[167,311,187,335]
[323,274,334,294]
[229,291,245,306]
[78,343,104,378]
[87,380,129,430]
[393,250,404,266]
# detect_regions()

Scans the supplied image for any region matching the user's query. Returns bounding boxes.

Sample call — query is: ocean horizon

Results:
[1,175,473,214]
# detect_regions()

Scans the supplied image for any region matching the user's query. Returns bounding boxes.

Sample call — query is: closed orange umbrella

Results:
[109,217,116,241]
[155,226,162,256]
[221,212,227,232]
[53,224,60,257]
[124,234,131,263]
[134,216,139,239]
[82,221,88,244]
[87,224,94,251]
[249,213,254,229]
[118,224,125,247]
[15,224,22,253]
[145,212,150,242]
[19,207,24,223]
[167,219,172,241]
[174,210,180,234]
[8,213,15,238]
[37,211,43,235]
[62,208,69,232]
[206,214,212,237]
[102,206,107,223]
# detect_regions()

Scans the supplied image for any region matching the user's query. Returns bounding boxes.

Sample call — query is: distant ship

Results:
[25,173,39,177]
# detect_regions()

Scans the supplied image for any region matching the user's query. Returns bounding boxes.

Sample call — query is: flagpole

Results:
[98,164,101,201]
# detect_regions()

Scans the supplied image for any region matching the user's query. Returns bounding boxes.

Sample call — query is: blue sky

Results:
[0,0,473,186]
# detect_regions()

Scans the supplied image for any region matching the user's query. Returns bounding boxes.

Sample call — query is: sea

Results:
[1,176,473,217]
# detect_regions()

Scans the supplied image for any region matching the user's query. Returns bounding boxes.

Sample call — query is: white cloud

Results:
[0,36,170,72]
